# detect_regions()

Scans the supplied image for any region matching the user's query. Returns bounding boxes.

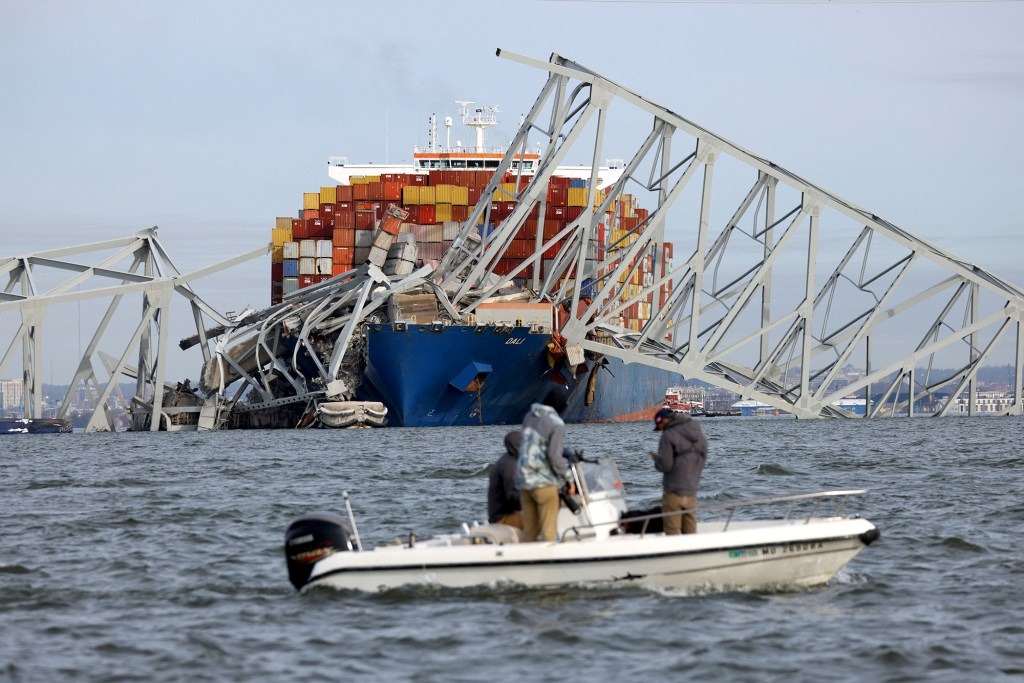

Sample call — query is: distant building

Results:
[1,378,24,412]
[949,391,1015,414]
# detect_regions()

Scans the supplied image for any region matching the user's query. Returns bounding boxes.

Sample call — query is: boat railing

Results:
[559,489,868,541]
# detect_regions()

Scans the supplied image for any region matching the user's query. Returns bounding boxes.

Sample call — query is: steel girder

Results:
[434,51,1024,418]
[0,228,267,431]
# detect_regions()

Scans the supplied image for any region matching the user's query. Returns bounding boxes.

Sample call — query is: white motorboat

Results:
[284,455,879,593]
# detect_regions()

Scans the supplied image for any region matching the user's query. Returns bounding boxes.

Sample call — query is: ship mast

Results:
[455,101,499,153]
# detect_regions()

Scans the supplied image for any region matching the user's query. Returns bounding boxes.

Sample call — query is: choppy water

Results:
[2,417,1023,681]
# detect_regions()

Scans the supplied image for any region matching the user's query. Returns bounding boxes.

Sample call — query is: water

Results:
[2,418,1023,681]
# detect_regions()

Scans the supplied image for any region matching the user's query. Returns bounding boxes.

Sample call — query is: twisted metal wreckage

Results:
[3,50,1023,432]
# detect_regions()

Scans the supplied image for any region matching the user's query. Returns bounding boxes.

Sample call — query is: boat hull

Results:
[304,518,877,593]
[358,323,678,427]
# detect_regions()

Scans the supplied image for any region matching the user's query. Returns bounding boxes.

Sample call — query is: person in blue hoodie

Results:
[516,388,575,542]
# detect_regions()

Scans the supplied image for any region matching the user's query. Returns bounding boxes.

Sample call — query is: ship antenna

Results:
[455,100,499,153]
[428,114,438,153]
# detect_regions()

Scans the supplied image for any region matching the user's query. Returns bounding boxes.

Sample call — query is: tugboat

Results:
[663,386,705,417]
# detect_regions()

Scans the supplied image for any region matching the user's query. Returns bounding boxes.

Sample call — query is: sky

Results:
[1,0,1023,386]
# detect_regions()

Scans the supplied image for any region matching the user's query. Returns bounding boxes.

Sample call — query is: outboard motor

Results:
[284,512,354,590]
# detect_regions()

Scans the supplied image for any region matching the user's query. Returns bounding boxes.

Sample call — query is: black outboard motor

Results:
[284,512,354,590]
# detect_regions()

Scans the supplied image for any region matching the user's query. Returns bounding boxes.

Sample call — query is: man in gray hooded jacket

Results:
[516,388,574,542]
[652,407,708,534]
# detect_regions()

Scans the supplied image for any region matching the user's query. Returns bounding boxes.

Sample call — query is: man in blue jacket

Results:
[517,388,574,542]
[652,407,708,534]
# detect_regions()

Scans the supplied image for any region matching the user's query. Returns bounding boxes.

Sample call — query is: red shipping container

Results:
[468,187,482,205]
[547,185,567,206]
[417,204,436,224]
[309,218,325,237]
[334,210,355,230]
[565,206,584,222]
[333,228,355,248]
[293,219,311,239]
[546,205,567,220]
[271,262,284,281]
[299,275,317,288]
[355,212,376,230]
[451,205,468,222]
[543,238,565,259]
[353,184,369,200]
[367,182,384,201]
[543,219,564,239]
[383,181,402,201]
[517,220,537,240]
[409,174,428,186]
[320,203,335,216]
[336,185,354,202]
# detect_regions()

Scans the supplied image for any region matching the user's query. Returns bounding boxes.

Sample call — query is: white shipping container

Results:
[299,239,317,258]
[282,277,299,295]
[354,230,374,248]
[418,242,443,260]
[395,232,416,244]
[316,257,333,275]
[315,240,333,258]
[383,258,415,276]
[299,257,316,275]
[372,231,394,251]
[283,241,300,259]
[386,242,416,261]
[368,247,387,268]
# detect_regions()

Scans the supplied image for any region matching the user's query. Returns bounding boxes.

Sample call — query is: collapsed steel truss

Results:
[0,228,265,431]
[5,52,1021,427]
[435,50,1024,417]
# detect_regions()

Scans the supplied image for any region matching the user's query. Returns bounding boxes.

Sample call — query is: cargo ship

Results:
[258,103,680,427]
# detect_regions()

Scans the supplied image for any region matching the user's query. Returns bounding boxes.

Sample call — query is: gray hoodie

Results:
[654,413,708,496]
[516,403,569,491]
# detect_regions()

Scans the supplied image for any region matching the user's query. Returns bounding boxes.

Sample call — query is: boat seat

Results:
[467,523,524,545]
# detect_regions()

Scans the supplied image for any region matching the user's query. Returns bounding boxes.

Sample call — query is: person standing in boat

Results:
[652,407,708,535]
[487,430,523,529]
[517,388,575,542]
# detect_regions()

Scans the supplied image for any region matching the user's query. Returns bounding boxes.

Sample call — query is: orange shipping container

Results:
[336,185,354,202]
[333,228,355,248]
[333,246,354,264]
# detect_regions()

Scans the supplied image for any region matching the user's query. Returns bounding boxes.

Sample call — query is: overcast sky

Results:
[2,0,1022,384]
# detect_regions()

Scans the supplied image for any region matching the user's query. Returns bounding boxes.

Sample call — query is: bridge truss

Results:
[436,50,1024,417]
[0,229,266,431]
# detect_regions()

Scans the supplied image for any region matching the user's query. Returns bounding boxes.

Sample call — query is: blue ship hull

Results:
[358,323,678,427]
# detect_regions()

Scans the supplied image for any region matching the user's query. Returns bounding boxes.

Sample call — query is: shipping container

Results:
[299,257,316,275]
[315,239,333,258]
[283,277,299,295]
[283,259,299,278]
[320,186,337,204]
[283,242,300,259]
[316,257,333,275]
[275,217,293,230]
[303,192,320,210]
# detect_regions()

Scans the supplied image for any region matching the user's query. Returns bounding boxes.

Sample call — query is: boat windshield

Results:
[577,457,627,514]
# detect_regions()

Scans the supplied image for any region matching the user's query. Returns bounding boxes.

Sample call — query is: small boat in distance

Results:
[663,386,705,416]
[0,417,73,435]
[284,453,879,593]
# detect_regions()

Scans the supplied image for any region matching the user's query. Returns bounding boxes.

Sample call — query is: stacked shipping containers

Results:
[269,172,673,331]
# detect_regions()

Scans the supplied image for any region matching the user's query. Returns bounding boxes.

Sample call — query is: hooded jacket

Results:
[487,431,522,523]
[654,413,708,496]
[516,403,570,491]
